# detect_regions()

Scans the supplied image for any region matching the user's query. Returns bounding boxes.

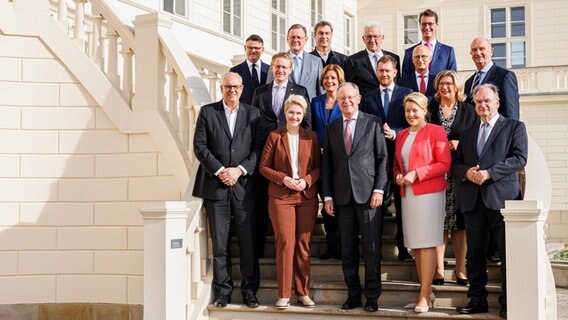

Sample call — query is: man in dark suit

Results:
[250,52,311,258]
[402,9,457,77]
[229,34,269,105]
[267,24,323,100]
[360,55,414,262]
[310,20,347,67]
[344,21,400,95]
[322,82,388,312]
[192,72,263,309]
[453,84,527,319]
[398,44,436,101]
[464,37,520,120]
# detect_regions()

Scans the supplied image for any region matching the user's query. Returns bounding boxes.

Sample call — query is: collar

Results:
[422,39,437,48]
[380,83,396,91]
[366,49,383,58]
[478,61,494,74]
[290,51,304,60]
[481,113,500,128]
[415,71,429,78]
[222,100,239,113]
[246,60,260,69]
[342,111,359,122]
[316,47,331,56]
[273,80,289,88]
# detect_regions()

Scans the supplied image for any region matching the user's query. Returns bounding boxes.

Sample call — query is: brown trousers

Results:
[268,192,318,298]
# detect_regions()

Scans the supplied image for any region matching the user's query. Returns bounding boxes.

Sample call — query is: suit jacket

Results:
[398,72,436,100]
[344,49,401,96]
[310,93,343,145]
[393,123,451,197]
[453,115,528,211]
[251,81,311,141]
[192,101,263,201]
[229,60,269,105]
[322,112,388,205]
[464,63,520,120]
[402,41,457,77]
[267,51,323,101]
[360,84,413,133]
[259,127,321,200]
[428,102,477,143]
[310,49,348,67]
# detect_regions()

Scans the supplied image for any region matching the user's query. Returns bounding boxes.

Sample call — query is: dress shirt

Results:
[476,61,494,84]
[415,71,429,93]
[291,52,303,82]
[478,113,500,147]
[214,102,247,176]
[367,49,383,70]
[272,80,288,113]
[246,60,261,84]
[422,39,437,53]
[379,82,397,140]
[316,48,330,63]
[287,132,300,179]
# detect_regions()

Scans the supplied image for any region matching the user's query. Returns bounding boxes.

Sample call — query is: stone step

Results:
[231,258,502,283]
[209,304,504,320]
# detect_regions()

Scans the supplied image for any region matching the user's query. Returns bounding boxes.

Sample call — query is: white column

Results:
[140,201,190,320]
[502,200,557,320]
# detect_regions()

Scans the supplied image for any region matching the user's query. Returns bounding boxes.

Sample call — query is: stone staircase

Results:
[208,215,505,319]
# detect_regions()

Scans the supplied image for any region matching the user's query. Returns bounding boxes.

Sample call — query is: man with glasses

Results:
[322,82,388,312]
[345,21,400,95]
[230,34,269,104]
[268,24,323,100]
[310,20,347,67]
[399,45,436,102]
[402,9,457,78]
[193,72,263,309]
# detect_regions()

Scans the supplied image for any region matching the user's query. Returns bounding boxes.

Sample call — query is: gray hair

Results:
[363,21,384,35]
[472,83,500,101]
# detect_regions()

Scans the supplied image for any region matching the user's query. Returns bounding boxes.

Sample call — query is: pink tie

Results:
[425,42,432,50]
[419,75,426,95]
[344,119,352,154]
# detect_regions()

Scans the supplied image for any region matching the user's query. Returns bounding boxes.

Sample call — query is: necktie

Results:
[419,75,426,94]
[251,64,260,88]
[471,71,483,95]
[373,54,379,71]
[477,122,489,156]
[293,56,301,83]
[344,119,353,154]
[383,88,391,115]
[273,85,283,116]
[425,42,432,51]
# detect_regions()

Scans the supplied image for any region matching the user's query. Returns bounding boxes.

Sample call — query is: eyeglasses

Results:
[287,36,306,40]
[363,35,383,41]
[420,22,437,27]
[439,82,455,87]
[245,46,263,51]
[272,65,291,70]
[413,55,430,60]
[474,99,497,106]
[222,85,243,90]
[338,94,360,101]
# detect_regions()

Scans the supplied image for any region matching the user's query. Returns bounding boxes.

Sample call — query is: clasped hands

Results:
[466,165,491,186]
[218,167,243,187]
[395,170,417,186]
[282,176,307,192]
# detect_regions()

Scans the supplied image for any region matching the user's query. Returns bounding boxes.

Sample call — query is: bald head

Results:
[470,37,494,70]
[412,44,431,75]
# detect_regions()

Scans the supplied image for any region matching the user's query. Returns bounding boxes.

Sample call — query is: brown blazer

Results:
[259,127,321,200]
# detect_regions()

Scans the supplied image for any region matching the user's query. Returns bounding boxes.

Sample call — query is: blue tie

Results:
[477,122,489,156]
[383,88,391,115]
[293,55,302,83]
[471,71,483,95]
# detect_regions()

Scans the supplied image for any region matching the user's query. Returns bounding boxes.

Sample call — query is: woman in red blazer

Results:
[393,92,451,313]
[259,95,321,309]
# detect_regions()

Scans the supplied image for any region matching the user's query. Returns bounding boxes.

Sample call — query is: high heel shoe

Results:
[454,270,469,286]
[432,277,445,285]
[404,292,435,309]
[415,305,429,313]
[297,295,315,307]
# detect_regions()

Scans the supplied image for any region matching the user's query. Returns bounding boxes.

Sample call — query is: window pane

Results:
[223,12,230,33]
[405,30,418,45]
[491,8,506,23]
[491,24,506,38]
[175,0,185,15]
[493,43,506,59]
[272,14,278,50]
[235,0,241,18]
[404,15,418,29]
[280,0,286,14]
[511,7,525,21]
[511,22,525,37]
[511,41,525,68]
[272,0,277,10]
[164,0,173,13]
[493,57,506,68]
[234,16,241,37]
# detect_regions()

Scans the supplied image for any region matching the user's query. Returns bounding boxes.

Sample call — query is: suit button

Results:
[231,149,235,152]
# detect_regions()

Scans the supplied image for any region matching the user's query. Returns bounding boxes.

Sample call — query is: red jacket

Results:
[393,123,451,197]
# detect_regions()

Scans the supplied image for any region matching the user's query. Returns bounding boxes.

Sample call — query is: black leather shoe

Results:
[341,296,362,310]
[382,207,394,217]
[214,295,231,308]
[243,293,259,308]
[364,300,378,312]
[500,306,507,318]
[319,247,340,260]
[432,277,445,285]
[398,250,414,262]
[456,300,489,314]
[489,252,501,263]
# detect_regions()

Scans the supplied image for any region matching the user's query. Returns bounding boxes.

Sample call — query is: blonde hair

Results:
[404,92,430,120]
[284,94,308,114]
[433,70,466,102]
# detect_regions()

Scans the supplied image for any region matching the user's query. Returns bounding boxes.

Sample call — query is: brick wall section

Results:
[0,34,180,304]
[522,96,568,245]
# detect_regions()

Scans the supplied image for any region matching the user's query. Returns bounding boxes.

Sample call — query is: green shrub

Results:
[552,249,568,261]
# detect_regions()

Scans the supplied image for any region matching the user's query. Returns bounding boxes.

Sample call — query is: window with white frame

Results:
[403,14,419,46]
[490,6,526,68]
[310,0,324,48]
[223,0,242,37]
[344,12,354,55]
[163,0,186,16]
[271,0,287,51]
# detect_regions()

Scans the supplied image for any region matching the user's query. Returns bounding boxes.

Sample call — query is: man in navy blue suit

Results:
[360,55,414,262]
[454,84,527,319]
[229,34,269,105]
[398,44,436,102]
[402,9,457,78]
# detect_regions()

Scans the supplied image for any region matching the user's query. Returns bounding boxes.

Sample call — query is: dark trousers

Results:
[385,140,406,253]
[254,173,271,258]
[205,192,260,297]
[337,197,383,301]
[463,196,507,307]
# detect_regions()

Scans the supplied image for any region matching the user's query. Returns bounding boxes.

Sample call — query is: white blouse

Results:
[287,133,300,179]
